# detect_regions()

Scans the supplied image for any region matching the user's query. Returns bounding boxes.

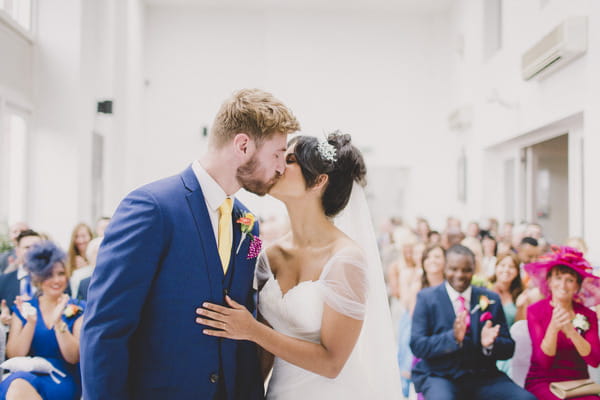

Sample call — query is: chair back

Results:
[509,319,531,387]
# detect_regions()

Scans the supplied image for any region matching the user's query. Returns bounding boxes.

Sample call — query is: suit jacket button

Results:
[209,373,219,384]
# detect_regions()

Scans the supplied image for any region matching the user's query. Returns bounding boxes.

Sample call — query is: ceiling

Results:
[144,0,454,13]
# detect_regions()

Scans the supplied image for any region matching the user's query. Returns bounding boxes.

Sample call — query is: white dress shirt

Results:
[445,282,472,316]
[192,160,235,246]
[17,265,37,297]
[445,282,494,354]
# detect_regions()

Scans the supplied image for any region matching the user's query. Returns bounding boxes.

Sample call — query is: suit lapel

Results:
[439,284,457,328]
[231,207,242,263]
[470,286,481,345]
[182,167,224,301]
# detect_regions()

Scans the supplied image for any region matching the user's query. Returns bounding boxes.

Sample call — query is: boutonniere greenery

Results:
[235,212,262,259]
[573,313,590,334]
[63,303,83,319]
[470,295,496,314]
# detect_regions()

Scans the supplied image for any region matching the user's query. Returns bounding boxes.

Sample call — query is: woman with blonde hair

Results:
[65,223,92,275]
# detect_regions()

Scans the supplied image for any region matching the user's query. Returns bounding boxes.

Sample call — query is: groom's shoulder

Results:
[138,173,184,195]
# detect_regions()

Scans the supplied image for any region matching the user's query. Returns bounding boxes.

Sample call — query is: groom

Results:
[80,89,300,400]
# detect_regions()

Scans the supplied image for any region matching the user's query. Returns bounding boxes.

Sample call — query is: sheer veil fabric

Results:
[332,182,402,398]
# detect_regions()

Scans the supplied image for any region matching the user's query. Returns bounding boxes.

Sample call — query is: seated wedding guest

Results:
[415,218,431,244]
[0,230,43,324]
[428,231,441,246]
[461,236,484,277]
[69,236,102,300]
[490,252,524,328]
[489,252,524,375]
[498,222,514,253]
[524,246,600,400]
[94,217,111,238]
[397,245,446,397]
[517,237,540,268]
[66,223,93,275]
[0,241,85,400]
[481,232,498,278]
[410,245,535,400]
[0,222,29,274]
[466,221,480,239]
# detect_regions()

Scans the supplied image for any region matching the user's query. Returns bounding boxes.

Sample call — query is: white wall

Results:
[140,5,457,228]
[451,0,600,262]
[27,0,141,247]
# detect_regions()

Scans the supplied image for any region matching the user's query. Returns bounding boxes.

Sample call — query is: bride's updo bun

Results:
[291,131,366,217]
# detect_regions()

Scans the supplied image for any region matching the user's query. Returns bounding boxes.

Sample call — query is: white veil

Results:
[334,182,402,398]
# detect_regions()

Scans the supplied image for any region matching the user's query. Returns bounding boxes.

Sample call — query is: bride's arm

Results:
[257,313,274,381]
[197,296,363,379]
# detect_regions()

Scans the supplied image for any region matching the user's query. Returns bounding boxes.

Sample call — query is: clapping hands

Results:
[481,320,500,347]
[49,294,70,327]
[1,299,12,326]
[453,311,468,343]
[15,295,36,324]
[550,304,576,337]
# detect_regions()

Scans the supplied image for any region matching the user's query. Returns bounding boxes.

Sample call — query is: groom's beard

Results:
[237,155,281,196]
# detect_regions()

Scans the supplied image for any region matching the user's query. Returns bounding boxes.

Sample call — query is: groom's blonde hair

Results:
[210,88,300,148]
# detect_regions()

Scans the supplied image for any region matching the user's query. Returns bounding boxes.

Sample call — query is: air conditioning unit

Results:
[521,16,587,80]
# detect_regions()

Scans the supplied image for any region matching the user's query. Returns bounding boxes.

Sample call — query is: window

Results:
[0,105,29,226]
[483,0,502,59]
[0,0,32,31]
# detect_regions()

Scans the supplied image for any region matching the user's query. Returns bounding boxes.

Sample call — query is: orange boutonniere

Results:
[235,212,261,259]
[470,295,496,314]
[63,303,83,319]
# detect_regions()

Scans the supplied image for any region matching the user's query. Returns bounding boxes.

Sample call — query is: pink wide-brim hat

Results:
[524,245,600,308]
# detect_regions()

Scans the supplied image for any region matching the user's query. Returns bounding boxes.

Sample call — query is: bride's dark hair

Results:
[290,131,366,217]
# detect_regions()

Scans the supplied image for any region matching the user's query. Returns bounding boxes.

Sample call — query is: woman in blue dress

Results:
[0,241,84,400]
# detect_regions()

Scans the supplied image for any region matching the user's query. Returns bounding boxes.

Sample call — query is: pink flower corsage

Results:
[235,212,261,259]
[480,311,493,323]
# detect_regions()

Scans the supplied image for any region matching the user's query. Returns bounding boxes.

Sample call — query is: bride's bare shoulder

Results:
[332,236,366,261]
[265,233,293,274]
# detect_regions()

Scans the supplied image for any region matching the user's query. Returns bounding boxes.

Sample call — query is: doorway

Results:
[528,134,569,244]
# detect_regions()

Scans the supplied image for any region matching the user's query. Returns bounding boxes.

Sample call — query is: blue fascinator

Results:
[24,241,66,281]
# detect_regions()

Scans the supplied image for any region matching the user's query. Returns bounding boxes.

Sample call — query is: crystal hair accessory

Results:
[317,138,337,163]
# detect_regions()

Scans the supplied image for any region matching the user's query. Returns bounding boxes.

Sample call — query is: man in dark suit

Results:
[0,229,42,326]
[410,245,535,400]
[76,276,90,301]
[80,89,299,400]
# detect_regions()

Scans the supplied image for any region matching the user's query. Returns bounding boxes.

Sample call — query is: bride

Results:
[196,132,401,399]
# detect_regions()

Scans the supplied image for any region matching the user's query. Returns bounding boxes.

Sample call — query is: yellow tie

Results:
[218,198,233,273]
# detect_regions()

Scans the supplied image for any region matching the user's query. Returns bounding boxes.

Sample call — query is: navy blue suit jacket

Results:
[77,277,90,301]
[0,270,19,306]
[410,283,515,392]
[80,166,263,400]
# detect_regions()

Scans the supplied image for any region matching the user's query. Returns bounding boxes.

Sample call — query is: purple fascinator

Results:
[24,241,66,281]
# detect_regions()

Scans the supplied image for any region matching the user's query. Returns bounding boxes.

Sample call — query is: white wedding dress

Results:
[257,247,401,399]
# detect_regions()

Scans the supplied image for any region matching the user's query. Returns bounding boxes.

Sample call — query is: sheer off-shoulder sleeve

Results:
[319,248,369,321]
[255,252,273,291]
